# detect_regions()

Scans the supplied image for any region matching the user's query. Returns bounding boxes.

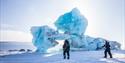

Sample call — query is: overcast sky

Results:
[0,0,124,49]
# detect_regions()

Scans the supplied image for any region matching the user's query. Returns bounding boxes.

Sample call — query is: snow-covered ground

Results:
[0,50,125,63]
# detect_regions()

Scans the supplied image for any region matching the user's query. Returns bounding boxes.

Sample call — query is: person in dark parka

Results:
[102,40,113,58]
[63,39,70,59]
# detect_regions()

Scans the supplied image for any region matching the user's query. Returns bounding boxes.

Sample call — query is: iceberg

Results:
[55,8,88,35]
[31,25,58,52]
[84,35,121,50]
[31,8,121,53]
[31,25,70,53]
[54,8,88,49]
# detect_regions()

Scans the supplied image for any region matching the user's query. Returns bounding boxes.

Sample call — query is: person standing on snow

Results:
[102,40,113,58]
[63,39,70,59]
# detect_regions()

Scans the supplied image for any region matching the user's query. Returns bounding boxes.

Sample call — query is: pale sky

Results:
[0,0,125,49]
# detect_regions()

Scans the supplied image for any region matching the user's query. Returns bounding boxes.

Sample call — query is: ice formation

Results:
[84,36,121,50]
[31,8,121,53]
[31,26,58,52]
[55,8,88,49]
[55,8,88,35]
[31,25,70,52]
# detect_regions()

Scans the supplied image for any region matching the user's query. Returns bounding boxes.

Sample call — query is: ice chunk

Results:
[31,25,71,53]
[55,8,88,35]
[84,36,121,50]
[54,8,88,49]
[31,25,58,53]
[31,8,121,53]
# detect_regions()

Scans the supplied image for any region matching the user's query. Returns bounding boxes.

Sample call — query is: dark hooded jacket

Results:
[103,40,111,49]
[63,40,70,52]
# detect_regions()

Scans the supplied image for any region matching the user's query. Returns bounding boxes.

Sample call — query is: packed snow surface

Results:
[0,50,125,63]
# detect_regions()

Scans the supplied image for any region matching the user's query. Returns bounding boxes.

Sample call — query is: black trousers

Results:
[63,50,70,59]
[104,49,112,58]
